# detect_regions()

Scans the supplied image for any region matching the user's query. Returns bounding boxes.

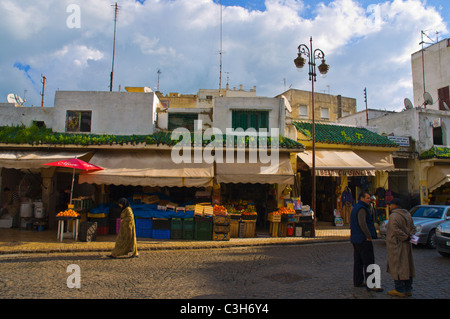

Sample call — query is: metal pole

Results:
[309,37,317,237]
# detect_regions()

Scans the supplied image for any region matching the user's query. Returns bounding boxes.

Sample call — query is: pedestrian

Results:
[350,191,383,292]
[386,198,416,297]
[107,198,138,259]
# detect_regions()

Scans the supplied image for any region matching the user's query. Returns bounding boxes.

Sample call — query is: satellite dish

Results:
[281,95,292,112]
[404,98,414,110]
[443,101,450,111]
[423,92,433,107]
[6,93,25,106]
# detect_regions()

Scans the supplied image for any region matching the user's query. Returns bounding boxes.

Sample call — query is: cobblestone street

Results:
[0,240,448,302]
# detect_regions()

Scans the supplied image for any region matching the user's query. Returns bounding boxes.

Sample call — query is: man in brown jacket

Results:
[386,198,416,297]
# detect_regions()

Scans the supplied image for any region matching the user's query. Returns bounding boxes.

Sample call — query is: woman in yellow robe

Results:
[108,198,138,258]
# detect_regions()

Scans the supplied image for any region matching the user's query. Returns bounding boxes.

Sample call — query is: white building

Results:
[411,38,450,110]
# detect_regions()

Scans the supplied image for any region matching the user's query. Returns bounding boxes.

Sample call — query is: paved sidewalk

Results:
[0,223,351,254]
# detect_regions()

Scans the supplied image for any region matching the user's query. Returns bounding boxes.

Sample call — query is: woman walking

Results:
[108,198,138,258]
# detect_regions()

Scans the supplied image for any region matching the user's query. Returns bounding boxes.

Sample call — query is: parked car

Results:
[379,205,450,249]
[436,220,450,257]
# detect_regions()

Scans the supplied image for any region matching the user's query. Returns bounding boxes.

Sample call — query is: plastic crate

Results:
[78,221,97,242]
[194,220,212,240]
[97,226,109,236]
[182,229,194,239]
[152,229,170,239]
[183,218,194,231]
[153,218,170,230]
[171,218,183,231]
[135,218,153,238]
[171,229,183,239]
[116,218,121,234]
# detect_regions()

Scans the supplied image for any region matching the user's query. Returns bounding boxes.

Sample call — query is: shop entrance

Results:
[220,183,275,231]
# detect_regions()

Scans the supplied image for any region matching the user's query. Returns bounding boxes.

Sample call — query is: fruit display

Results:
[277,207,295,215]
[57,209,80,218]
[213,204,227,216]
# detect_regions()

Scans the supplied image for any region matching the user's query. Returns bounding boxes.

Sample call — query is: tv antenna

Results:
[157,69,162,91]
[419,30,437,95]
[218,0,223,96]
[40,75,46,107]
[109,2,120,92]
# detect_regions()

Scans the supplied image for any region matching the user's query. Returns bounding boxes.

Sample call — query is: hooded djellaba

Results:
[108,198,138,258]
[386,198,416,285]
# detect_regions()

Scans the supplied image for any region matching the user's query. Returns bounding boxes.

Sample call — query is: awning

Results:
[78,151,214,188]
[297,149,376,177]
[354,151,395,171]
[0,150,93,170]
[428,166,450,192]
[216,152,294,184]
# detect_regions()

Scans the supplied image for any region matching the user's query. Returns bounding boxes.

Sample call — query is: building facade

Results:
[411,38,450,110]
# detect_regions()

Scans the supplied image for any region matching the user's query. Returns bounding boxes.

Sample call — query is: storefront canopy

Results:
[215,152,294,184]
[0,150,93,170]
[78,151,214,188]
[297,149,376,177]
[354,151,395,171]
[428,166,450,192]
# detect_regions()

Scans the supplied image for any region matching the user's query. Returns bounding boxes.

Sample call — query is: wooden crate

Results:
[268,213,281,222]
[230,220,239,238]
[278,222,288,237]
[269,221,280,237]
[212,232,230,241]
[242,220,256,238]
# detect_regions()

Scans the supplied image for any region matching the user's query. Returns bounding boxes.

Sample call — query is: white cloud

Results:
[0,0,448,111]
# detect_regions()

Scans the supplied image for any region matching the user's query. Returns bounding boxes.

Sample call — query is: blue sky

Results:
[0,0,448,111]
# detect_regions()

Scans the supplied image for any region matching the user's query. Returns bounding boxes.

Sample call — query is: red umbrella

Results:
[43,158,103,205]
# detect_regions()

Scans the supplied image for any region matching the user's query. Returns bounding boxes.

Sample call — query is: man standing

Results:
[350,191,383,292]
[386,198,416,297]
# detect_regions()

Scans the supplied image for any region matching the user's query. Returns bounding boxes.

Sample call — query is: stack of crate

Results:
[152,218,170,239]
[182,218,194,239]
[194,216,213,240]
[212,214,231,241]
[170,218,183,239]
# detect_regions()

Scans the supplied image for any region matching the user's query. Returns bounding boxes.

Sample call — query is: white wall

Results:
[53,91,158,135]
[0,103,53,128]
[213,97,286,135]
[412,38,450,109]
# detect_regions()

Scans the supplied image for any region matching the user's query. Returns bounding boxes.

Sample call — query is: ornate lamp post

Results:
[294,36,329,236]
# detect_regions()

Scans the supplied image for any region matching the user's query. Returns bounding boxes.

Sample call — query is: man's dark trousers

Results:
[352,240,375,286]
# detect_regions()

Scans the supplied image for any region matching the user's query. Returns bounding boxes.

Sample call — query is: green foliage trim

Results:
[0,124,304,149]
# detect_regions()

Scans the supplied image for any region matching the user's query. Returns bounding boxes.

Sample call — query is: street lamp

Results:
[294,36,329,237]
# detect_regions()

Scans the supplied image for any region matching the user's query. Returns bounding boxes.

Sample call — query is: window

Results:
[320,107,330,119]
[66,111,91,132]
[433,126,443,145]
[232,110,269,131]
[438,86,449,111]
[298,105,308,117]
[168,113,198,131]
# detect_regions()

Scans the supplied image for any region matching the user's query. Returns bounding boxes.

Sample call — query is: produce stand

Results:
[56,210,81,242]
[268,201,315,238]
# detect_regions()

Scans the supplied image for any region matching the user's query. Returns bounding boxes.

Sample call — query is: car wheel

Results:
[426,229,436,249]
[438,250,450,257]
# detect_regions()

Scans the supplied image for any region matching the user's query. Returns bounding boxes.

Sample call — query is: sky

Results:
[0,0,448,112]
